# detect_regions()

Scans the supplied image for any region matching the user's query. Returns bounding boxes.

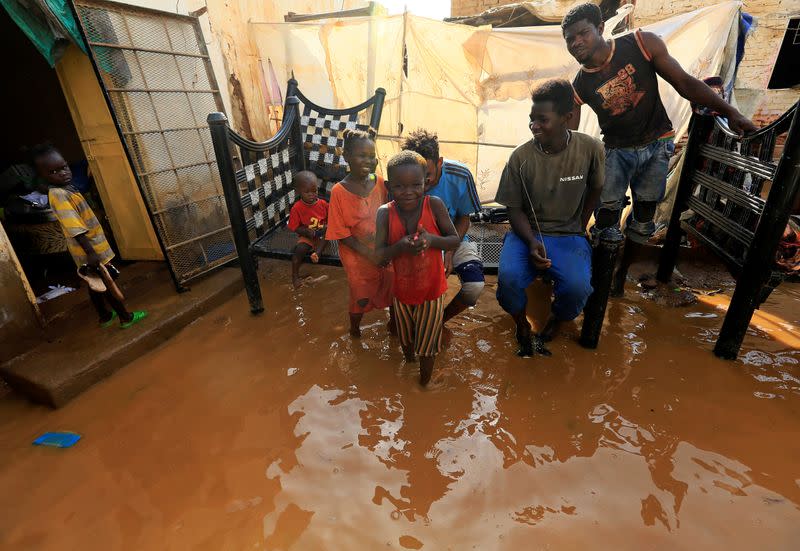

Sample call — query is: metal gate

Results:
[73,0,234,286]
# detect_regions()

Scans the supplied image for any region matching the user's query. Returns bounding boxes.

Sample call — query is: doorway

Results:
[0,8,117,317]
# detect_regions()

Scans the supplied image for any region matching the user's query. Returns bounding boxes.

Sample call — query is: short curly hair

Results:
[342,127,375,154]
[386,150,427,179]
[561,2,602,30]
[28,142,59,166]
[400,128,439,162]
[531,79,575,116]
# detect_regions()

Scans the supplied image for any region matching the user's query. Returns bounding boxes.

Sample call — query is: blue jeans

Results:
[496,232,593,321]
[601,139,675,242]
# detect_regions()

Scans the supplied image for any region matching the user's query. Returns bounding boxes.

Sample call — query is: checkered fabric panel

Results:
[235,144,296,237]
[299,104,373,195]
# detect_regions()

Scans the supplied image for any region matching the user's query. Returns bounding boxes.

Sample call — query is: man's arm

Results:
[581,143,606,230]
[641,31,757,136]
[453,215,471,241]
[425,197,461,252]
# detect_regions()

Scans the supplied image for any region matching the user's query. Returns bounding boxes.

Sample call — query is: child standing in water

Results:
[33,144,146,329]
[376,151,460,385]
[287,170,328,288]
[326,129,394,337]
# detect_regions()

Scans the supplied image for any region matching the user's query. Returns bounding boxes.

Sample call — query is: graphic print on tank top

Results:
[595,63,645,116]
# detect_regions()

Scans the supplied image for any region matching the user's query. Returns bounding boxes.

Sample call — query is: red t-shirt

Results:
[288,198,328,233]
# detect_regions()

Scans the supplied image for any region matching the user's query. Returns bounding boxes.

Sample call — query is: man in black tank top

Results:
[562,3,756,294]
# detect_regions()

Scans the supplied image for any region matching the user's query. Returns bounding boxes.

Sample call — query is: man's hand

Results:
[444,250,455,276]
[529,240,551,270]
[726,111,758,137]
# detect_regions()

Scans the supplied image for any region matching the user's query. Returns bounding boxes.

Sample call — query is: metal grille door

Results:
[74,0,234,285]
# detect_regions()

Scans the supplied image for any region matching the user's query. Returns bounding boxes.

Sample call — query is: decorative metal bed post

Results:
[285,78,298,106]
[580,231,624,349]
[656,114,714,283]
[714,106,800,359]
[287,96,305,171]
[207,112,265,314]
[369,88,387,131]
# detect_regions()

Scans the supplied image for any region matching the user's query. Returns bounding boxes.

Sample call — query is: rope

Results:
[519,159,547,258]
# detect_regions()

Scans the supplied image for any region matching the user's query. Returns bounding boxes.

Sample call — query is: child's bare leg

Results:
[388,304,398,335]
[104,291,132,323]
[419,355,435,386]
[537,313,561,342]
[311,239,326,263]
[349,312,363,337]
[88,288,113,322]
[291,243,312,288]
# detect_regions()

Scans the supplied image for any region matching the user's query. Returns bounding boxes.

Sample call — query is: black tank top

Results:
[572,30,673,148]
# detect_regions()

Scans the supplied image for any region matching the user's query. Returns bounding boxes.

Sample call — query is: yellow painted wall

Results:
[56,45,163,261]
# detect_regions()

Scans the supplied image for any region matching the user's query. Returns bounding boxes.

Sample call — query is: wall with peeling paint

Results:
[116,0,364,139]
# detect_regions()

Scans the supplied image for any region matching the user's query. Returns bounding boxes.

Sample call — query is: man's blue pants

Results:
[496,232,593,321]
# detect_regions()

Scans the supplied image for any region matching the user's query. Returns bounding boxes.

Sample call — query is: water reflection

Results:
[1,267,798,549]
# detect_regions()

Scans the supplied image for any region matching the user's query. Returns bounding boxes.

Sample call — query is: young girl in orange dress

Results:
[326,129,394,337]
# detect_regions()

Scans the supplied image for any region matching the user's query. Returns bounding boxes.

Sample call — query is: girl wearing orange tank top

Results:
[375,151,460,386]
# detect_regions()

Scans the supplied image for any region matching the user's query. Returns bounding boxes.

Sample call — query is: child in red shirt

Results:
[376,150,460,385]
[288,171,328,288]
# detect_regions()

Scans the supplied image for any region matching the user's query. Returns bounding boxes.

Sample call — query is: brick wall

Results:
[635,0,799,125]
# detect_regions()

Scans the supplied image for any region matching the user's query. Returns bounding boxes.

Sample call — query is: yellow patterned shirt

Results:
[48,186,114,267]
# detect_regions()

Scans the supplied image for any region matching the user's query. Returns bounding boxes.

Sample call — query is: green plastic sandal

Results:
[100,311,118,328]
[120,310,148,329]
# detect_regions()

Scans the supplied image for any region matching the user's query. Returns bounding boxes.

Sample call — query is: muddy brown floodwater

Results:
[1,262,799,550]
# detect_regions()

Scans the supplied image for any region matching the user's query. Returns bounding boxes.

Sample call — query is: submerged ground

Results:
[1,261,798,550]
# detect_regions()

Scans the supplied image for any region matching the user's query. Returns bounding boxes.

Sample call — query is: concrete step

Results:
[0,266,243,408]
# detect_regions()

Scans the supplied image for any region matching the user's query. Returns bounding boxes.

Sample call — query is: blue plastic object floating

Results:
[32,432,81,448]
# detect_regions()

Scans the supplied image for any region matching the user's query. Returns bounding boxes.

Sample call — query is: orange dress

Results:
[326,176,393,313]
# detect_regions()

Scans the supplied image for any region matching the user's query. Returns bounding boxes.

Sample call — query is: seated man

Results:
[495,79,605,356]
[401,129,485,323]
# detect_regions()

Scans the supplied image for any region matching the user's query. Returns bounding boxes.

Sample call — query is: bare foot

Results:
[515,326,533,357]
[639,274,658,290]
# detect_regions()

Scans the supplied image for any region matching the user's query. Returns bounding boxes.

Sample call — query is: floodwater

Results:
[1,262,799,550]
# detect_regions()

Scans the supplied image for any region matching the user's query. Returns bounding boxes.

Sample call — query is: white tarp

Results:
[249,2,741,204]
